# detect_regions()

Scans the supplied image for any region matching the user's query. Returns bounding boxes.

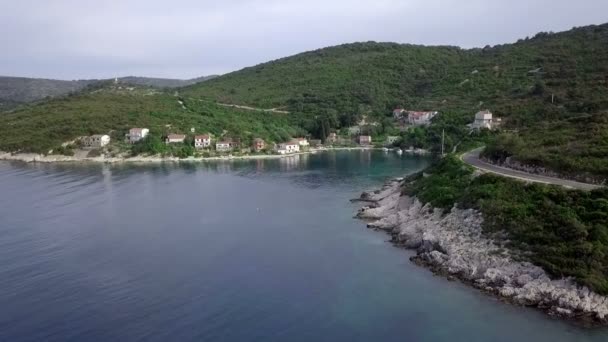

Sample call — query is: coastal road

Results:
[461,148,602,191]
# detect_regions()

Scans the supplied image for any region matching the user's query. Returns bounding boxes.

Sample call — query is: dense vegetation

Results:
[483,112,608,182]
[0,87,304,154]
[182,23,608,176]
[404,156,608,294]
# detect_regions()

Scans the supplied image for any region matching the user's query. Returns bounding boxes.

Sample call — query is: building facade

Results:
[276,141,300,155]
[407,111,438,126]
[472,110,494,130]
[216,141,232,152]
[194,135,211,149]
[165,134,186,144]
[82,134,111,148]
[126,128,149,144]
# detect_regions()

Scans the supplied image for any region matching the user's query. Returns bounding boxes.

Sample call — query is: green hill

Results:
[0,86,303,154]
[1,23,607,175]
[181,23,608,179]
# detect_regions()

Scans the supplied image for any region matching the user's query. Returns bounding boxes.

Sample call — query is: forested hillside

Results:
[0,86,303,154]
[182,23,608,179]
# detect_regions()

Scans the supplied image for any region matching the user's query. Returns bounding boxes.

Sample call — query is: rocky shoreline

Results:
[354,178,608,326]
[0,147,387,164]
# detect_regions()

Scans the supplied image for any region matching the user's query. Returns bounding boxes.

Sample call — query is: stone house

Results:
[165,134,186,144]
[82,134,111,148]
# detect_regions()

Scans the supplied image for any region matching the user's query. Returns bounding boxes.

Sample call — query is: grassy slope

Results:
[0,87,303,153]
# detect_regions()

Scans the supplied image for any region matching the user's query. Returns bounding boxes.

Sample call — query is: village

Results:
[75,109,501,158]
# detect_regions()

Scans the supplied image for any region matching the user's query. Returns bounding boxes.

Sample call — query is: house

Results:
[359,135,372,146]
[296,138,309,147]
[471,110,496,130]
[386,136,400,145]
[165,134,186,144]
[253,138,265,152]
[328,132,337,143]
[194,134,211,149]
[407,111,438,126]
[276,141,300,155]
[82,134,111,148]
[393,108,406,119]
[126,128,149,143]
[216,141,232,152]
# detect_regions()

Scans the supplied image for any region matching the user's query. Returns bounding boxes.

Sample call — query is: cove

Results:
[0,151,607,341]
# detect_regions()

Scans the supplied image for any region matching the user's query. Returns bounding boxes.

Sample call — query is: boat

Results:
[396,149,403,155]
[382,147,389,152]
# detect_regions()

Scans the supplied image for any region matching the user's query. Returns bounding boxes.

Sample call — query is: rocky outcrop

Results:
[355,179,608,325]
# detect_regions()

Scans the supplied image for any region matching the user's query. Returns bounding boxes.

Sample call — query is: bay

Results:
[0,150,606,341]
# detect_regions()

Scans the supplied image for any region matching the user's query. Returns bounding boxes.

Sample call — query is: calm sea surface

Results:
[1,150,607,341]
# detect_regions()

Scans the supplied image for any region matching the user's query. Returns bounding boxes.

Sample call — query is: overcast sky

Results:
[1,0,607,80]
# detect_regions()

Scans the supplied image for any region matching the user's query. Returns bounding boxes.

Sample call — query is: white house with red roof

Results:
[276,141,300,155]
[194,134,211,149]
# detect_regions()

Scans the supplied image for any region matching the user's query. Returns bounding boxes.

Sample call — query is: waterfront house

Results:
[253,138,265,152]
[216,141,232,152]
[296,138,309,147]
[359,135,372,146]
[126,128,149,144]
[276,141,300,155]
[82,134,111,148]
[407,111,438,126]
[194,134,211,149]
[165,134,186,144]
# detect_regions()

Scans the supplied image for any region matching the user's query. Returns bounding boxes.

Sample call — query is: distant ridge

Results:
[0,75,218,111]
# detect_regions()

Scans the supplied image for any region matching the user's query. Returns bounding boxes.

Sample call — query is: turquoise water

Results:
[0,150,607,341]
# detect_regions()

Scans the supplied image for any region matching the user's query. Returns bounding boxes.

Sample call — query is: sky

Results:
[1,0,607,80]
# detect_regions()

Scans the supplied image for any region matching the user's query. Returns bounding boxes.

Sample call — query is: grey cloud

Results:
[1,0,607,80]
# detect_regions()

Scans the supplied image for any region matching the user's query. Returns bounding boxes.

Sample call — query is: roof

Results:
[167,134,185,139]
[296,138,307,141]
[253,138,265,142]
[195,134,210,139]
[130,128,147,133]
[90,134,108,138]
[217,141,231,145]
[408,111,436,118]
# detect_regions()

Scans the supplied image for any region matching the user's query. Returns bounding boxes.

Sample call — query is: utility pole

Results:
[441,129,445,157]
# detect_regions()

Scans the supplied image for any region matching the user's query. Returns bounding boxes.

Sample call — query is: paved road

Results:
[462,147,602,191]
